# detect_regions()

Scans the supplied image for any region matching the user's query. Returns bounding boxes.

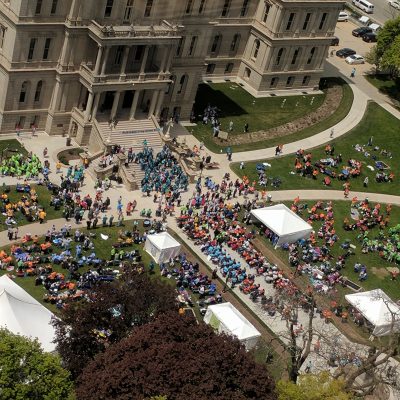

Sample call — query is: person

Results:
[305,360,312,373]
[108,215,114,227]
[229,120,234,132]
[350,67,356,78]
[43,147,48,158]
[240,161,245,170]
[275,145,280,156]
[330,128,334,138]
[244,123,249,133]
[363,176,369,187]
[56,161,61,173]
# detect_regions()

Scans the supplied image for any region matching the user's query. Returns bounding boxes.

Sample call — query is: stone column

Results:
[110,91,121,120]
[154,90,165,118]
[101,46,111,76]
[148,90,158,118]
[50,79,62,112]
[119,46,130,80]
[92,92,101,120]
[84,91,94,122]
[94,45,104,75]
[58,32,70,68]
[140,45,149,75]
[159,46,169,73]
[164,46,174,75]
[130,90,140,120]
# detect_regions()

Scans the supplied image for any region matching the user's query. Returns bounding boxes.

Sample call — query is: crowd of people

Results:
[0,152,43,179]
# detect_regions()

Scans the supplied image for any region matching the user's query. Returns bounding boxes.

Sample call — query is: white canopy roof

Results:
[0,275,56,352]
[145,232,181,263]
[345,289,400,336]
[204,302,261,349]
[251,204,313,245]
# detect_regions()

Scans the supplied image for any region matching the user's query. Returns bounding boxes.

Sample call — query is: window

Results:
[244,67,251,79]
[303,13,311,30]
[185,0,194,14]
[123,0,134,23]
[188,36,197,56]
[230,34,240,52]
[50,0,58,14]
[34,81,43,102]
[104,0,113,17]
[206,64,215,74]
[263,4,271,23]
[115,46,124,64]
[286,13,295,30]
[307,47,316,64]
[286,76,295,87]
[252,39,260,60]
[35,0,42,15]
[210,35,220,53]
[134,46,143,61]
[0,26,6,50]
[291,48,299,64]
[302,76,310,86]
[221,0,230,17]
[198,0,206,13]
[240,0,249,17]
[43,38,51,60]
[144,0,153,17]
[27,38,37,61]
[176,37,184,56]
[270,77,278,88]
[177,75,186,93]
[319,13,327,30]
[19,82,28,103]
[275,48,284,65]
[225,63,234,73]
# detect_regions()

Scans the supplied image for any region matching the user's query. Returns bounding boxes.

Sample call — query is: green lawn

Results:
[365,74,400,104]
[232,102,400,195]
[254,200,400,301]
[191,78,353,153]
[0,185,63,229]
[0,139,26,160]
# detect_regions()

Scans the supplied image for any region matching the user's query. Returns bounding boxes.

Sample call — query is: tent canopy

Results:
[345,289,400,336]
[144,232,181,264]
[251,204,313,245]
[0,275,56,352]
[204,302,261,349]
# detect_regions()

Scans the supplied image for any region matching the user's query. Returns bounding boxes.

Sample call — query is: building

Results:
[0,0,344,153]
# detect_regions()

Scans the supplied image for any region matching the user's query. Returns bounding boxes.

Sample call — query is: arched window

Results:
[307,47,316,64]
[230,34,240,52]
[275,48,284,65]
[211,35,221,53]
[291,48,300,65]
[252,39,260,60]
[34,80,43,102]
[19,81,28,103]
[177,75,186,94]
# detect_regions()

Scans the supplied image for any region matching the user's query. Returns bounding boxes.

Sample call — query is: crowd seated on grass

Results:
[0,152,42,179]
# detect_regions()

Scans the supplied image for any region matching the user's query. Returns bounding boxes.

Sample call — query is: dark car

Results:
[336,48,356,58]
[362,32,377,42]
[352,26,373,37]
[331,36,340,46]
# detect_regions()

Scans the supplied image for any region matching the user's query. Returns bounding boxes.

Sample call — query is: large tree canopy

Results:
[53,267,177,378]
[0,329,74,400]
[76,312,276,400]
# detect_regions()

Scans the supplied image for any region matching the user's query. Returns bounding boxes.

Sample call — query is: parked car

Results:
[345,54,365,64]
[331,36,340,46]
[388,0,400,10]
[362,32,377,42]
[369,23,381,33]
[352,26,373,37]
[336,48,356,58]
[338,11,349,21]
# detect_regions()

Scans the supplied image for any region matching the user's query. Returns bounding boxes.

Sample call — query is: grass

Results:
[58,148,84,165]
[253,200,400,301]
[232,102,400,195]
[365,74,400,104]
[191,78,353,153]
[0,185,63,228]
[0,139,26,159]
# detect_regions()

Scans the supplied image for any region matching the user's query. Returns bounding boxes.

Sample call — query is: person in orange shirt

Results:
[38,209,46,224]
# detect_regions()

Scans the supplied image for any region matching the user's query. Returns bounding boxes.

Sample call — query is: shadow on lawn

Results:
[193,84,247,118]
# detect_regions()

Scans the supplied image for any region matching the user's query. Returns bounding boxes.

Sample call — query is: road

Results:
[347,0,400,25]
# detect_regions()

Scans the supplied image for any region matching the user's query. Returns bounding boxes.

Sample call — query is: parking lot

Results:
[327,19,376,76]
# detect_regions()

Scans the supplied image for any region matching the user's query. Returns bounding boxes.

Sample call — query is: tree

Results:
[0,329,74,400]
[76,312,276,400]
[369,16,400,75]
[276,372,352,400]
[53,267,177,378]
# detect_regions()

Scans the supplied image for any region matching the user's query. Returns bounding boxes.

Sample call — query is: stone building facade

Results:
[0,0,344,148]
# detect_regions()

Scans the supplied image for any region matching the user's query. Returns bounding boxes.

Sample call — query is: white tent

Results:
[0,275,56,352]
[345,289,400,337]
[204,302,261,350]
[251,204,313,245]
[144,232,181,263]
